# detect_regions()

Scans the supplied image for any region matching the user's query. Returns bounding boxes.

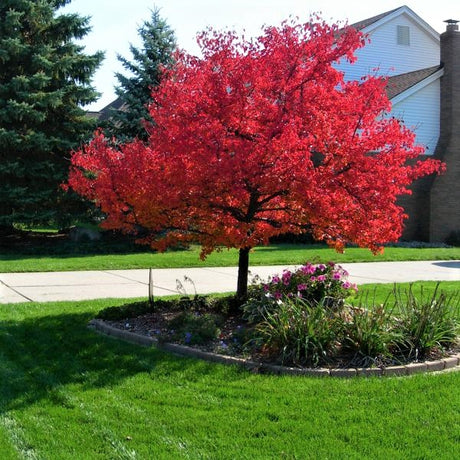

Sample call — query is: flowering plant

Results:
[243,262,357,323]
[264,262,356,302]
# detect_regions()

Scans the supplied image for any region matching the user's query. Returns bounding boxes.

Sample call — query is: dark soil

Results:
[99,298,254,359]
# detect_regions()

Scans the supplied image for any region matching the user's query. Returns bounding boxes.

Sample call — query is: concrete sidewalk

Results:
[1,260,459,304]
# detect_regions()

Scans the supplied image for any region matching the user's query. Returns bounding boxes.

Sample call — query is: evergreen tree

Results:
[0,0,103,230]
[105,9,176,142]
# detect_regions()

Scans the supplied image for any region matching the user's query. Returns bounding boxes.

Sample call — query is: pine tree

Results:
[0,0,103,230]
[104,9,176,142]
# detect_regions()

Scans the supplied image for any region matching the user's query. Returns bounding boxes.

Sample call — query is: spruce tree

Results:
[0,0,103,230]
[104,9,176,142]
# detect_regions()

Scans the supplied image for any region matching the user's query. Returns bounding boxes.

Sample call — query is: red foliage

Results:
[68,17,444,261]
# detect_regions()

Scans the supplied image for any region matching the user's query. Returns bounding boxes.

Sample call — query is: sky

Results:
[62,0,459,111]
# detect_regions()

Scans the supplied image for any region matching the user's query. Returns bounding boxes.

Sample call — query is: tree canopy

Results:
[0,0,103,229]
[67,17,444,300]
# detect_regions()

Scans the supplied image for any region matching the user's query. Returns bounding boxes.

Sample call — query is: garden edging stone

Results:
[88,319,460,378]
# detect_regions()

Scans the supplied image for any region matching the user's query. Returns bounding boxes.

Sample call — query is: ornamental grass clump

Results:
[393,284,460,360]
[253,297,344,367]
[341,304,404,367]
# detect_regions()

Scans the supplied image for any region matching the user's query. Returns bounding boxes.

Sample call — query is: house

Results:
[335,5,459,243]
[93,5,459,243]
[96,97,128,122]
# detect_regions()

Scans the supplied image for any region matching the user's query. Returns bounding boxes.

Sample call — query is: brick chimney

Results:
[430,19,460,242]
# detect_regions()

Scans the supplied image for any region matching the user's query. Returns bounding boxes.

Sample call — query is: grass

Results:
[351,281,460,307]
[1,242,460,273]
[1,286,459,459]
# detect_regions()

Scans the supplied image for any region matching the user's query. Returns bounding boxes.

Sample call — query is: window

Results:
[397,25,410,46]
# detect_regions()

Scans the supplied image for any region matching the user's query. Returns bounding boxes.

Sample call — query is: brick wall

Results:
[400,175,433,241]
[430,22,460,242]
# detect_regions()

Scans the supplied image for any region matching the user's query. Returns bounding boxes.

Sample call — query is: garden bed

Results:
[90,317,460,378]
[92,263,460,377]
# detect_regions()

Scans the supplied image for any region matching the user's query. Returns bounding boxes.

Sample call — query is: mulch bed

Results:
[98,300,460,371]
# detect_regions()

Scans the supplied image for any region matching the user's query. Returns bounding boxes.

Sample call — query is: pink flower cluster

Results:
[262,262,357,303]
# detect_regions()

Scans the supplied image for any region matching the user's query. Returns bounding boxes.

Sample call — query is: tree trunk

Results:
[236,247,251,303]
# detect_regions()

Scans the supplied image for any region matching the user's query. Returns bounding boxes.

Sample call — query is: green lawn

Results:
[350,281,460,306]
[2,243,460,272]
[1,287,459,459]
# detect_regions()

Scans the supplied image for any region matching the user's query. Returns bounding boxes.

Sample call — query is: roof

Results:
[349,5,439,43]
[89,6,443,118]
[98,97,128,121]
[350,6,402,31]
[386,65,441,99]
[93,68,443,120]
[85,111,101,120]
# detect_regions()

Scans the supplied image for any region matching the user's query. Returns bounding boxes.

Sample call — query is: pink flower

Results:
[301,264,315,275]
[272,275,280,284]
[317,275,326,282]
[282,271,292,285]
[297,283,308,291]
[274,291,282,300]
[332,272,341,280]
[342,280,358,291]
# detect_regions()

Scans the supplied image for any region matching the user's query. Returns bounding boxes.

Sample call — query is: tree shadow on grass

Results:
[0,310,248,413]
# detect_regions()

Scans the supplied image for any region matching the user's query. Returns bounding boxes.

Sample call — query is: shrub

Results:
[445,230,460,247]
[243,262,356,324]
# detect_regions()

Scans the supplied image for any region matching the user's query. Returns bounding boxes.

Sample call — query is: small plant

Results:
[243,262,356,324]
[393,284,460,360]
[164,311,223,346]
[176,276,197,297]
[253,297,344,367]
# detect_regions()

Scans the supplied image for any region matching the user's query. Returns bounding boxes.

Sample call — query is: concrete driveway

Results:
[1,260,459,304]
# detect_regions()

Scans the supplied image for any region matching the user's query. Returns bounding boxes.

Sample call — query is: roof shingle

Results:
[350,6,403,31]
[386,65,441,99]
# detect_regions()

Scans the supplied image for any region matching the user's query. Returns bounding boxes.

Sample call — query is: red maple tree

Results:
[67,18,444,300]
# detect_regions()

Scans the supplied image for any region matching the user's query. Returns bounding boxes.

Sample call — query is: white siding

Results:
[336,13,439,81]
[390,78,440,155]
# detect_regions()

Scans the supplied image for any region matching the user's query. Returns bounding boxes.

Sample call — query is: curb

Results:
[88,319,460,378]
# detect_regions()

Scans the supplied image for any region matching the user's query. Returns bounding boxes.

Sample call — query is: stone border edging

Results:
[88,319,460,378]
